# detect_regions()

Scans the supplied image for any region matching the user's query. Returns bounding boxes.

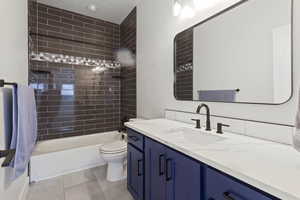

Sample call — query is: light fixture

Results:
[88,4,97,12]
[173,0,182,16]
[173,0,196,19]
[193,0,221,10]
[180,5,195,19]
[173,0,223,18]
[193,0,201,9]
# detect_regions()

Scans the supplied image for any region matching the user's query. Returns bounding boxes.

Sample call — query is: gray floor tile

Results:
[27,192,65,200]
[102,183,133,200]
[64,180,106,200]
[27,166,133,200]
[95,166,126,192]
[98,178,127,192]
[27,177,64,200]
[91,165,107,181]
[63,169,97,188]
[29,177,64,194]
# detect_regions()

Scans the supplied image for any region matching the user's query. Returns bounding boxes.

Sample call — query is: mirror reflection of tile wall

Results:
[120,8,137,121]
[175,29,193,101]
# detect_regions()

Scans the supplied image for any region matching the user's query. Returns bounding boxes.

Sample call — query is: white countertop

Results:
[125,119,300,200]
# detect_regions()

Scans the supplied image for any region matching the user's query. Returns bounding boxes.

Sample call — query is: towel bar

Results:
[0,79,17,88]
[0,149,16,167]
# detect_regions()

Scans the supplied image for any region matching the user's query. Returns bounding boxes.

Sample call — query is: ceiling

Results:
[37,0,138,24]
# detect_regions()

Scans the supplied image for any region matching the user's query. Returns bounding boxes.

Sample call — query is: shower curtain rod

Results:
[29,32,106,48]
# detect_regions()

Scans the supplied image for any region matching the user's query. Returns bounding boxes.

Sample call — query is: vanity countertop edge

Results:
[125,118,300,200]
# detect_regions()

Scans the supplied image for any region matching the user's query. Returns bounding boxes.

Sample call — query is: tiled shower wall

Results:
[175,29,193,100]
[120,8,137,121]
[29,3,136,140]
[28,0,38,67]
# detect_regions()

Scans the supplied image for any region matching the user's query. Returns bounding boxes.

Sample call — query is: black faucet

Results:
[216,123,230,134]
[196,104,211,131]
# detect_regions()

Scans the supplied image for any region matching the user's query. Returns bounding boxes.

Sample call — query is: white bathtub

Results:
[30,131,122,182]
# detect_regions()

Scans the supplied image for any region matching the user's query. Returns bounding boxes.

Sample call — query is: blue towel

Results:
[198,90,237,102]
[10,85,37,180]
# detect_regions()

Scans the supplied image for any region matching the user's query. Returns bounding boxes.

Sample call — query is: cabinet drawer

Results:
[127,129,144,151]
[205,167,278,200]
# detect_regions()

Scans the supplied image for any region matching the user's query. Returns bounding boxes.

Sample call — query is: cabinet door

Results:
[205,167,277,200]
[145,138,166,200]
[128,144,144,200]
[165,148,202,200]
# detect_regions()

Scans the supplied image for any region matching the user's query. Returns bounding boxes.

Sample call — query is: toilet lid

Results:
[100,140,127,153]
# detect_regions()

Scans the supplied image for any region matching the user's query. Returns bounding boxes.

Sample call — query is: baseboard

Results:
[19,177,29,200]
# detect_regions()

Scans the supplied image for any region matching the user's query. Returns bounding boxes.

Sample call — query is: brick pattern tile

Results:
[120,8,137,121]
[175,28,193,100]
[30,3,120,60]
[29,3,123,140]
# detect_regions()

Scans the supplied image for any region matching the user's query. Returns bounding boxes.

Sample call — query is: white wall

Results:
[193,0,291,103]
[137,0,299,125]
[0,1,28,84]
[0,0,29,200]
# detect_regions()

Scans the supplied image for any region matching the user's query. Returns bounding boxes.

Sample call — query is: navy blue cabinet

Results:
[145,138,167,200]
[145,138,202,200]
[128,144,144,200]
[204,167,277,200]
[128,129,144,150]
[165,148,202,200]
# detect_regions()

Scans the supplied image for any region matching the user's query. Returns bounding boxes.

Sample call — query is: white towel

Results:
[293,88,300,152]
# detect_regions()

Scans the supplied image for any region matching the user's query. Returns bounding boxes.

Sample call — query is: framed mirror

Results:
[174,0,293,104]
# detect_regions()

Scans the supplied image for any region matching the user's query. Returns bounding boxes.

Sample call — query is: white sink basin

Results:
[164,127,227,146]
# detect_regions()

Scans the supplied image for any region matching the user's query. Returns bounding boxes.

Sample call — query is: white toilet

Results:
[100,140,127,182]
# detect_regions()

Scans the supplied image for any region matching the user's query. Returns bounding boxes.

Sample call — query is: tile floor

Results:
[26,166,133,200]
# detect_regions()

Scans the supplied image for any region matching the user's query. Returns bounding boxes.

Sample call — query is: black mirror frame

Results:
[173,0,294,105]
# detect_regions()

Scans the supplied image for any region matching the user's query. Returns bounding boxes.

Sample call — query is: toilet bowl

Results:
[100,140,127,182]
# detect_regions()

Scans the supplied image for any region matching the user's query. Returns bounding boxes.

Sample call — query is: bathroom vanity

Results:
[126,119,300,200]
